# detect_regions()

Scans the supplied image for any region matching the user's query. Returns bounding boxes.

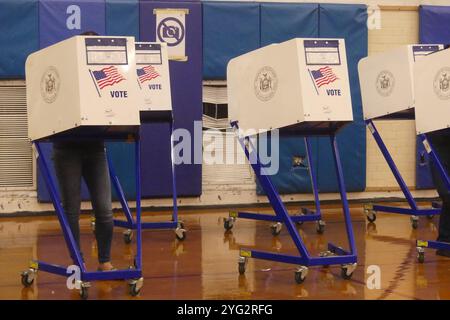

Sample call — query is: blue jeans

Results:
[53,143,113,264]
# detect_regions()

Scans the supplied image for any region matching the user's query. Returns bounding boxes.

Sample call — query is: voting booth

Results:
[225,38,357,284]
[113,41,186,242]
[358,44,444,121]
[414,47,450,134]
[135,42,172,116]
[228,38,353,135]
[21,36,144,299]
[26,36,141,141]
[357,44,443,228]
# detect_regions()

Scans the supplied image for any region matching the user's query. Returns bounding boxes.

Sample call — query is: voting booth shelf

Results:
[21,36,144,299]
[358,44,443,228]
[413,47,450,260]
[225,38,357,284]
[112,42,186,244]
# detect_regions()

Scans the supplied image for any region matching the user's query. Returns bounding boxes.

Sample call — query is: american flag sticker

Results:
[89,66,126,96]
[308,66,338,94]
[137,65,160,84]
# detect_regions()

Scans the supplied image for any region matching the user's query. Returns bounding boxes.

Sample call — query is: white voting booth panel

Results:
[227,38,353,134]
[414,47,450,134]
[26,36,140,141]
[358,44,443,120]
[135,42,172,113]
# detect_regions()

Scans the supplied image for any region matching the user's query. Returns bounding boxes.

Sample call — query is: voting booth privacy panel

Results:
[417,5,450,189]
[203,2,367,194]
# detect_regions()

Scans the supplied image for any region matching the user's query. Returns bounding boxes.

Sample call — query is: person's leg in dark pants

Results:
[82,147,114,269]
[53,147,83,263]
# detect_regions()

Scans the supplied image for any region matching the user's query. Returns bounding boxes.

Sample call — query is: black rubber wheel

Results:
[238,262,246,275]
[366,212,377,223]
[295,272,306,284]
[426,215,434,220]
[123,231,133,244]
[21,272,34,287]
[296,221,304,227]
[412,220,419,229]
[178,222,185,229]
[417,252,425,264]
[80,287,89,300]
[129,283,141,297]
[270,225,281,236]
[316,222,325,234]
[176,230,186,241]
[341,267,354,280]
[224,219,233,231]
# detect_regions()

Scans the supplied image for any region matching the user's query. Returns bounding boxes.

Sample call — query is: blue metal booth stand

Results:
[231,121,358,284]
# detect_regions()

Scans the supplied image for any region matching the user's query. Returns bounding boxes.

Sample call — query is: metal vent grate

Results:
[0,85,34,188]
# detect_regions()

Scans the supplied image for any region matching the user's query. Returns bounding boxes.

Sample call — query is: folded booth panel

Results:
[256,2,319,195]
[0,0,39,78]
[317,4,367,192]
[140,1,202,197]
[203,1,260,79]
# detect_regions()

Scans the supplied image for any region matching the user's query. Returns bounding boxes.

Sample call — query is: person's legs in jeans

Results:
[82,147,114,268]
[430,157,450,244]
[53,147,83,263]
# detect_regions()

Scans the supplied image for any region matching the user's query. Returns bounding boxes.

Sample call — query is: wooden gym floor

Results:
[0,202,449,300]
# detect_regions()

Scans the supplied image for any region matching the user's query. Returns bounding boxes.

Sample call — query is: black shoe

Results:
[436,249,450,258]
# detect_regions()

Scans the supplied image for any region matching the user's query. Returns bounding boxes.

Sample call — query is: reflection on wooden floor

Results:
[0,203,449,300]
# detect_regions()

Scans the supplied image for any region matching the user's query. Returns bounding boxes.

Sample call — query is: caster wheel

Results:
[270,222,282,236]
[123,229,133,244]
[223,218,234,231]
[79,283,90,300]
[316,220,326,234]
[365,210,377,223]
[175,223,187,241]
[411,216,419,229]
[294,266,308,284]
[417,247,425,264]
[341,263,357,280]
[238,257,247,275]
[90,216,96,233]
[426,215,434,220]
[128,278,143,297]
[21,269,36,287]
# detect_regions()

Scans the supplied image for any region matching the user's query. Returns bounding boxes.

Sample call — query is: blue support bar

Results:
[365,119,440,218]
[237,211,321,222]
[135,136,142,271]
[232,121,356,273]
[417,240,450,251]
[112,119,180,233]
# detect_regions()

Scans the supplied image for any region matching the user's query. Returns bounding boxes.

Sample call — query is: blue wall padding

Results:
[315,4,367,192]
[140,1,202,197]
[416,5,450,189]
[37,0,106,201]
[256,3,319,195]
[203,1,260,79]
[0,0,39,78]
[260,3,319,47]
[39,0,106,48]
[419,5,450,44]
[106,0,139,39]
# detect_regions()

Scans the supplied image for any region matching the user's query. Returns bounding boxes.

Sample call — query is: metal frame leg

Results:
[231,121,357,283]
[365,120,440,226]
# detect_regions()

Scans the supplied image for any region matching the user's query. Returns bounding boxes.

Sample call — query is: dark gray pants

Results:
[429,133,450,243]
[53,145,113,264]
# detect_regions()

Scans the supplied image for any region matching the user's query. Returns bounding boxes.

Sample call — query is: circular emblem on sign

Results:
[40,67,60,104]
[254,66,278,102]
[157,17,185,47]
[433,67,450,100]
[376,70,395,97]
